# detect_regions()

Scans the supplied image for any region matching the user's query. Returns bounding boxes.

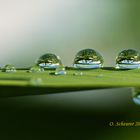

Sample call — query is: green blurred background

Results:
[0,0,139,67]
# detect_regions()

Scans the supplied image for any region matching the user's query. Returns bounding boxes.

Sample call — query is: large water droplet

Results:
[132,87,140,105]
[2,64,16,73]
[116,49,140,69]
[73,49,104,69]
[55,66,66,75]
[28,65,44,73]
[37,53,62,69]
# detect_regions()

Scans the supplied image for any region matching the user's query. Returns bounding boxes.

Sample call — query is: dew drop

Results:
[55,66,66,75]
[2,64,16,73]
[73,71,83,76]
[116,49,140,69]
[28,65,44,73]
[37,53,62,69]
[73,49,104,69]
[96,74,103,78]
[132,87,140,105]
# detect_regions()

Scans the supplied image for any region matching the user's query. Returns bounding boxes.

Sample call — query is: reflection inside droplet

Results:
[73,49,104,69]
[2,64,16,73]
[116,49,140,69]
[132,87,140,105]
[37,53,62,69]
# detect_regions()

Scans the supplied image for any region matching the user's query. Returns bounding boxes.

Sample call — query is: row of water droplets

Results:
[1,48,140,74]
[0,48,140,105]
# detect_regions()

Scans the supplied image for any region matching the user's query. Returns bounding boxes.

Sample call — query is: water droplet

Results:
[37,53,62,69]
[132,87,140,105]
[29,78,43,86]
[96,74,103,78]
[73,71,83,76]
[73,49,104,69]
[116,49,140,69]
[55,66,66,75]
[2,64,16,73]
[28,65,44,73]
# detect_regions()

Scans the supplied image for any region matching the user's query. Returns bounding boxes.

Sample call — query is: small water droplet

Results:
[116,49,140,69]
[2,64,16,73]
[55,66,66,75]
[96,74,103,78]
[73,49,104,69]
[28,65,44,73]
[73,71,83,76]
[29,78,43,86]
[132,87,140,105]
[37,53,62,69]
